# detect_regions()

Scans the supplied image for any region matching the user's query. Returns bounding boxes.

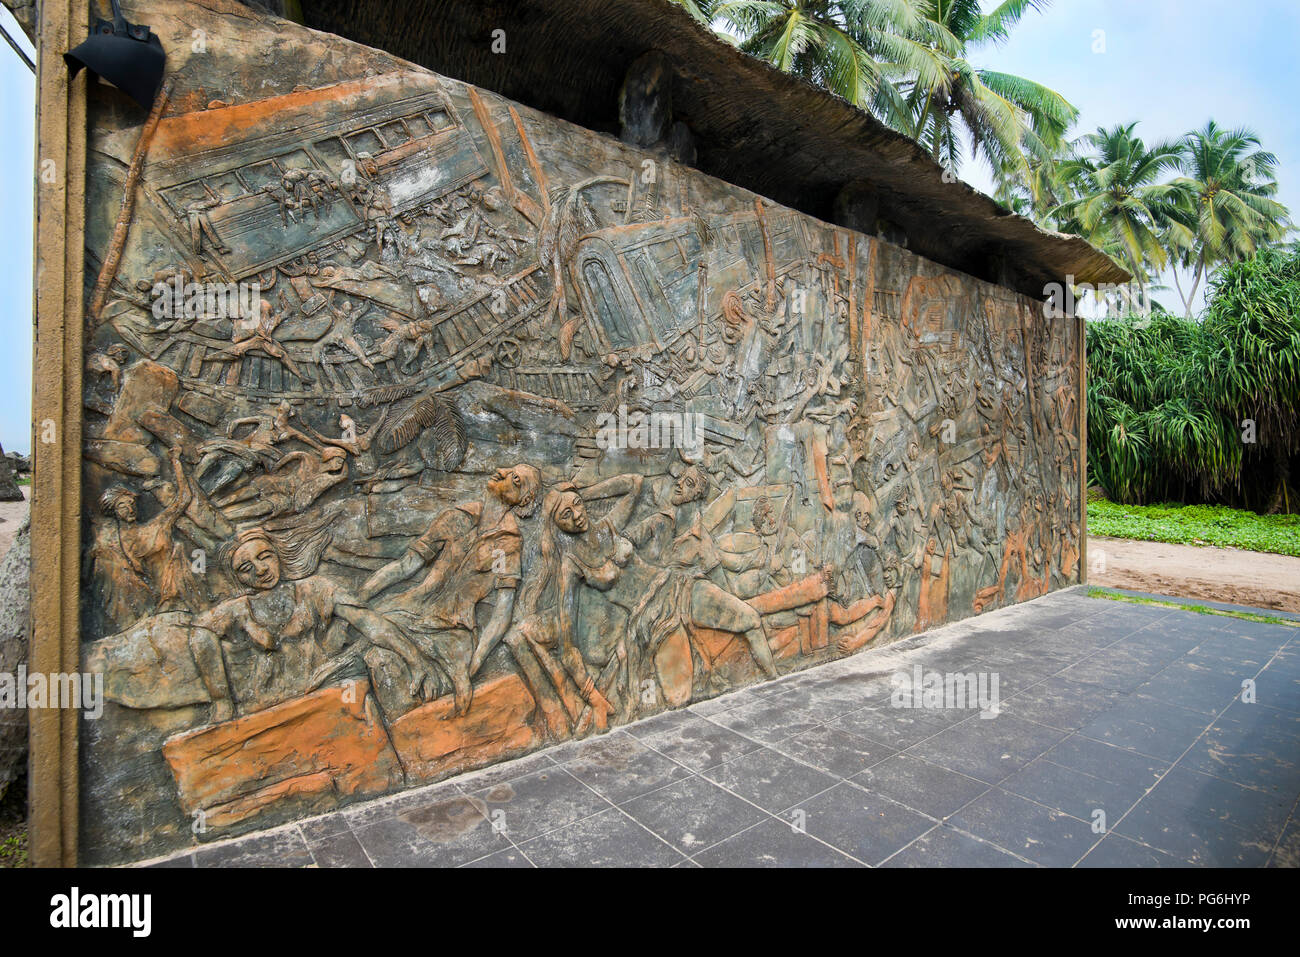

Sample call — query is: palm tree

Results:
[899,0,1078,189]
[668,0,725,26]
[1050,123,1190,300]
[990,132,1080,226]
[714,1,949,126]
[703,1,1073,194]
[1165,121,1292,317]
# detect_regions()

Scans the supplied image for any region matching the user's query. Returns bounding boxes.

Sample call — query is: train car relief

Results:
[79,50,1081,863]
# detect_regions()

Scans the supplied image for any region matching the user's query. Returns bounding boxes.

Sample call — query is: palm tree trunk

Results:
[1265,440,1293,514]
[1172,267,1192,318]
[1185,253,1207,317]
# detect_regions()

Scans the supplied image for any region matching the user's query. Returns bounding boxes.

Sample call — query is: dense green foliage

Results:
[1086,247,1300,510]
[1087,498,1300,557]
[676,0,1077,182]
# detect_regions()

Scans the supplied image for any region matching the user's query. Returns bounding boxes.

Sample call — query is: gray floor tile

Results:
[1249,674,1300,715]
[1134,661,1248,707]
[691,817,863,867]
[771,723,897,777]
[1054,620,1145,649]
[195,827,318,868]
[795,782,935,865]
[342,779,467,830]
[1077,695,1214,762]
[305,828,373,868]
[906,714,1069,784]
[1059,649,1163,692]
[948,788,1099,867]
[830,700,963,750]
[1267,818,1300,867]
[1002,676,1121,730]
[460,846,535,868]
[560,732,691,804]
[881,825,1035,867]
[1114,798,1273,867]
[470,766,611,843]
[707,695,823,745]
[688,688,760,717]
[1144,766,1294,835]
[999,757,1148,824]
[1040,735,1170,789]
[621,774,768,854]
[1216,701,1300,740]
[773,675,894,721]
[1178,729,1300,794]
[1077,833,1185,867]
[298,813,352,843]
[853,753,991,819]
[1117,628,1202,659]
[351,794,508,867]
[701,746,839,813]
[516,808,687,867]
[626,709,765,772]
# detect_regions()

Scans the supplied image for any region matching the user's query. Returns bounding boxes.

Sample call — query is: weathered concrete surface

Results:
[297,0,1129,299]
[137,587,1300,867]
[61,0,1085,865]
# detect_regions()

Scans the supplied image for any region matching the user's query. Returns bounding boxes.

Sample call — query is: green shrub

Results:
[1086,246,1300,511]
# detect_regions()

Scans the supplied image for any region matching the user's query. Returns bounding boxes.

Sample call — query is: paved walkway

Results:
[146,586,1300,868]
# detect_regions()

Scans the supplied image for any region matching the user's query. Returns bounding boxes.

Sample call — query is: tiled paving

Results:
[146,586,1300,868]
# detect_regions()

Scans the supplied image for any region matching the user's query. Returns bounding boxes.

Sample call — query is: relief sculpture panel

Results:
[77,5,1081,864]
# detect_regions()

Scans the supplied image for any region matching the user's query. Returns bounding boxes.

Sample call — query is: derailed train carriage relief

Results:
[75,7,1082,864]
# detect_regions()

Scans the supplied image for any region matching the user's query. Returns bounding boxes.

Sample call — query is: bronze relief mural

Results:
[77,6,1081,864]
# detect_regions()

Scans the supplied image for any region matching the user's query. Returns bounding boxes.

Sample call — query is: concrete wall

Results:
[71,1,1082,864]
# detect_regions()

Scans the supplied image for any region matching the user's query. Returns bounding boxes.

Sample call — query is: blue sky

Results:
[0,5,33,456]
[0,1,1296,453]
[962,0,1300,311]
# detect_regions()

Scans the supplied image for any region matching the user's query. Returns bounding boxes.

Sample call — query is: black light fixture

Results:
[64,0,165,110]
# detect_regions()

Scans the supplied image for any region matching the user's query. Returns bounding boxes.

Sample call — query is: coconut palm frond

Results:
[379,392,468,471]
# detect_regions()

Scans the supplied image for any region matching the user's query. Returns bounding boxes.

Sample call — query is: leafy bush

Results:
[1086,246,1300,511]
[1088,498,1300,556]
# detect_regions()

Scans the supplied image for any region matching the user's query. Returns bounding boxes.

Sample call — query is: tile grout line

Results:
[533,759,696,866]
[450,776,539,867]
[625,717,884,865]
[623,613,1176,867]
[162,598,1289,868]
[1070,640,1295,867]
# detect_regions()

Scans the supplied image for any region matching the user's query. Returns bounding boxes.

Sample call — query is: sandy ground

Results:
[0,487,28,560]
[1088,534,1300,614]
